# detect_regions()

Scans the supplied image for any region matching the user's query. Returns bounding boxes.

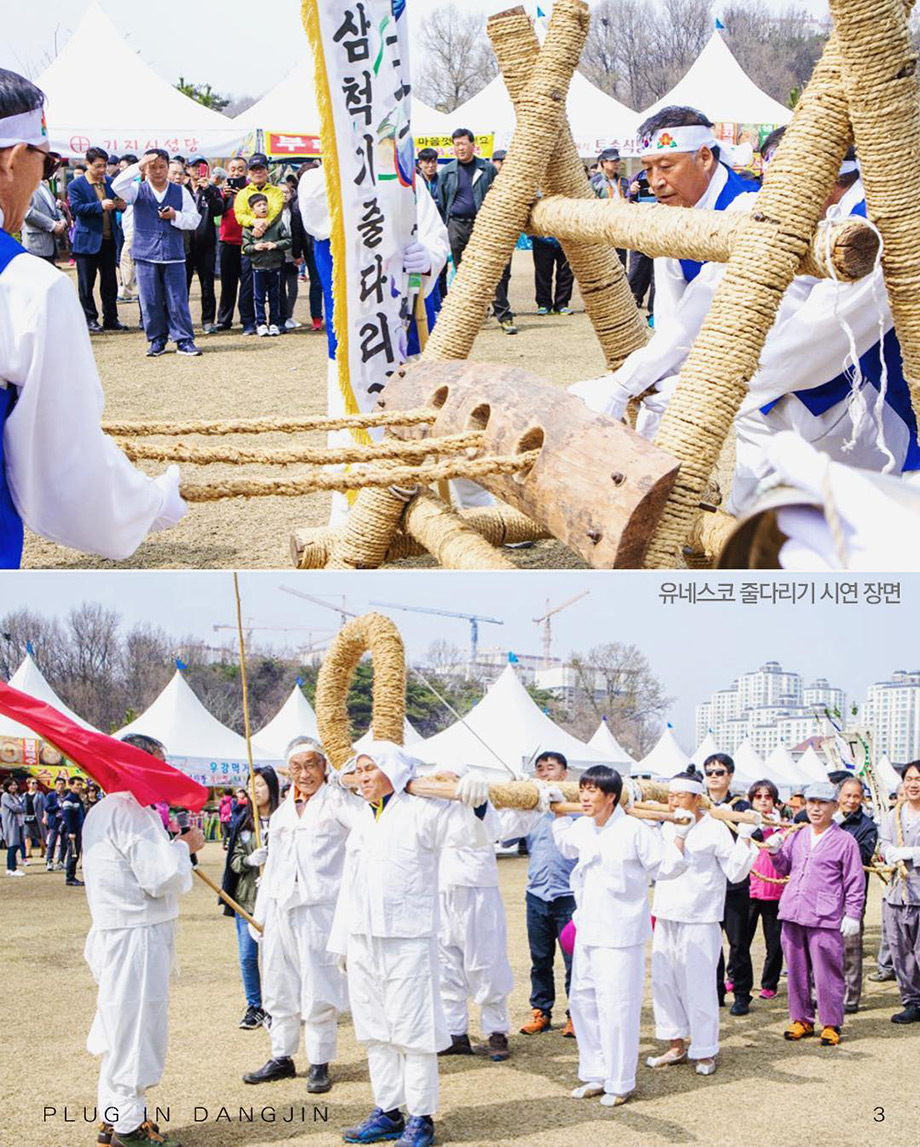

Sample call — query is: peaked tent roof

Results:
[451,71,639,157]
[253,684,320,759]
[37,2,246,156]
[877,752,903,795]
[0,654,98,738]
[637,727,690,777]
[354,718,423,753]
[116,671,277,780]
[233,52,452,137]
[732,739,766,787]
[638,32,792,128]
[796,745,831,785]
[692,731,722,765]
[764,743,802,787]
[417,664,609,779]
[587,717,636,767]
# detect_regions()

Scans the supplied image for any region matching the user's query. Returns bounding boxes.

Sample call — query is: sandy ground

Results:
[21,252,653,571]
[3,849,917,1147]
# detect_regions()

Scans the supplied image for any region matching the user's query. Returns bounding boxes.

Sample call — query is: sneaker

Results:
[759,989,778,1000]
[844,1003,859,1014]
[54,861,64,871]
[103,320,128,331]
[820,1025,841,1046]
[500,318,518,335]
[891,1004,920,1024]
[553,306,574,315]
[87,320,104,333]
[536,306,550,316]
[242,1056,296,1084]
[868,969,897,982]
[110,1121,181,1146]
[203,323,228,334]
[146,339,167,357]
[260,1009,272,1030]
[311,317,324,331]
[394,1116,435,1147]
[268,324,281,336]
[242,326,257,336]
[438,1033,473,1056]
[307,1062,331,1093]
[284,318,302,329]
[6,868,25,876]
[66,878,84,886]
[342,1107,405,1143]
[176,340,202,356]
[257,324,269,337]
[238,1005,262,1030]
[729,998,750,1016]
[561,1016,576,1038]
[519,1008,551,1035]
[571,1083,604,1099]
[487,1032,510,1061]
[784,1020,815,1041]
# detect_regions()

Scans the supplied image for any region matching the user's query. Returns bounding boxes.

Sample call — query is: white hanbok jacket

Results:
[651,814,755,924]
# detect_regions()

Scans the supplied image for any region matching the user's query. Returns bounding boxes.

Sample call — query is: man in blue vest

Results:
[569,106,758,436]
[0,68,187,569]
[113,149,202,357]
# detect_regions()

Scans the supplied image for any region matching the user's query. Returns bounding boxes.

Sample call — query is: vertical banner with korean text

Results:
[303,0,418,423]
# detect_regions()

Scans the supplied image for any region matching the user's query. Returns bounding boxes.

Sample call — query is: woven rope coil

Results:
[401,488,515,570]
[314,613,407,771]
[490,6,648,371]
[828,0,920,428]
[102,409,437,438]
[644,32,855,568]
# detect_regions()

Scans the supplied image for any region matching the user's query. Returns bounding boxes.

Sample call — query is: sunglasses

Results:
[27,145,62,180]
[704,768,728,777]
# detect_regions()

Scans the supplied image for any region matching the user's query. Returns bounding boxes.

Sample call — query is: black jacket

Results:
[286,201,306,262]
[840,808,879,865]
[434,156,497,222]
[190,183,225,249]
[713,794,752,894]
[61,790,85,835]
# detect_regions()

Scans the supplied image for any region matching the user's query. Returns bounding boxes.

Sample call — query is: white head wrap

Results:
[669,776,704,795]
[637,123,753,169]
[284,736,326,764]
[0,107,49,150]
[352,739,417,794]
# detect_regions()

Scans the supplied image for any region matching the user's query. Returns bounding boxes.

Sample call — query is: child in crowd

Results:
[242,193,290,336]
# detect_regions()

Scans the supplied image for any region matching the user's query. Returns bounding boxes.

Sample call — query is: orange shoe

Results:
[784,1020,815,1041]
[820,1025,841,1046]
[520,1008,551,1035]
[561,1016,576,1039]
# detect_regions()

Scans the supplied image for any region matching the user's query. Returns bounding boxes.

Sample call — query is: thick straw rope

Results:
[401,489,515,570]
[315,613,407,771]
[291,504,549,568]
[179,451,540,502]
[828,0,920,427]
[643,33,856,568]
[528,197,880,283]
[491,6,648,371]
[102,409,437,437]
[118,431,484,467]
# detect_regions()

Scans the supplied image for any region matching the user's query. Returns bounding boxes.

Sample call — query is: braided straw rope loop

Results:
[314,613,407,771]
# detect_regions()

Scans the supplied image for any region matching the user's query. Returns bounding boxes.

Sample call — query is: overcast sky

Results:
[2,572,914,750]
[4,0,833,105]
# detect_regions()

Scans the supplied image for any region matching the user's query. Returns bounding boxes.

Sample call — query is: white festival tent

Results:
[417,664,610,780]
[691,731,722,765]
[637,31,793,132]
[877,752,904,795]
[355,718,423,753]
[0,653,99,739]
[36,2,246,158]
[587,717,636,768]
[116,671,278,787]
[732,738,767,787]
[452,71,639,158]
[637,726,690,777]
[764,743,803,788]
[796,745,832,785]
[253,683,320,759]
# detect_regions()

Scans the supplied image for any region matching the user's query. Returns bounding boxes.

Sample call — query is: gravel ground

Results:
[21,252,696,571]
[2,849,916,1147]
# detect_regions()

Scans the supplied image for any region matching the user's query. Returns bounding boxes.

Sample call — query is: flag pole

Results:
[234,573,262,852]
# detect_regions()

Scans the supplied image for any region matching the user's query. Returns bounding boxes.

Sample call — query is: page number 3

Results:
[873,1107,885,1123]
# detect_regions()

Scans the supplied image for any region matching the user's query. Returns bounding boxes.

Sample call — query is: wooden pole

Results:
[193,866,263,933]
[233,573,262,853]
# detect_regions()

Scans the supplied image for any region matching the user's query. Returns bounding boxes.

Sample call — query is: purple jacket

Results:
[773,823,865,929]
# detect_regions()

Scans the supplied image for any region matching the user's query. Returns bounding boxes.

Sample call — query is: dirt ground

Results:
[3,850,917,1147]
[21,252,673,571]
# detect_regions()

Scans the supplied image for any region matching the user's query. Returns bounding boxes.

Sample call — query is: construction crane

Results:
[369,601,502,663]
[533,590,590,669]
[212,623,335,656]
[279,586,359,627]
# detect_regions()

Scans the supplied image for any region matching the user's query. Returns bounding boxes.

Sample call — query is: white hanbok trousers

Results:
[85,922,175,1135]
[438,885,513,1036]
[569,940,645,1095]
[651,919,722,1060]
[366,1041,439,1117]
[262,900,346,1066]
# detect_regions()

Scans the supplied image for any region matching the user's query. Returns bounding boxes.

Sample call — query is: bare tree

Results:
[0,609,67,681]
[415,4,498,112]
[566,643,672,757]
[424,639,465,679]
[722,3,829,108]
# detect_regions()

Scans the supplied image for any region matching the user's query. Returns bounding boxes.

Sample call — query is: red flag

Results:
[0,681,209,811]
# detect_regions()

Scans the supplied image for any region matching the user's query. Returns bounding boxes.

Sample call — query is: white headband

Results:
[0,107,49,150]
[637,125,717,159]
[839,159,860,176]
[285,736,325,764]
[669,778,704,795]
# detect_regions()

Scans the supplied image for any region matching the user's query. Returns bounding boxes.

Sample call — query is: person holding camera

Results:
[112,149,202,357]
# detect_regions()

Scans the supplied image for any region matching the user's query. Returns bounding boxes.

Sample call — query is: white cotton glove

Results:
[764,832,784,853]
[151,464,188,531]
[245,845,268,868]
[840,915,861,938]
[888,845,920,863]
[403,241,432,275]
[567,374,631,421]
[456,773,490,808]
[671,808,695,837]
[325,767,347,790]
[764,810,782,825]
[737,821,758,840]
[248,922,262,944]
[535,780,565,813]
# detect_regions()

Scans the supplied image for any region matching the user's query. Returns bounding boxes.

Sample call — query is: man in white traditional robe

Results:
[83,744,204,1147]
[243,737,353,1094]
[329,741,491,1147]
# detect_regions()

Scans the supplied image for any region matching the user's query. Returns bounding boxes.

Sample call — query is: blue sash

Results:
[0,229,26,569]
[680,167,759,283]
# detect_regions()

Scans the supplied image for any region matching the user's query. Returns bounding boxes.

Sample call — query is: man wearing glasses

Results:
[0,68,186,569]
[703,753,755,1016]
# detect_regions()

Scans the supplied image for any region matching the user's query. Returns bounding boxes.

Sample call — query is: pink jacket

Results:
[750,826,785,901]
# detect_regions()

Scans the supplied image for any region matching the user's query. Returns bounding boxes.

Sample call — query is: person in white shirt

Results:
[647,765,758,1076]
[551,765,689,1107]
[329,741,491,1147]
[0,69,186,569]
[83,735,204,1147]
[243,737,353,1095]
